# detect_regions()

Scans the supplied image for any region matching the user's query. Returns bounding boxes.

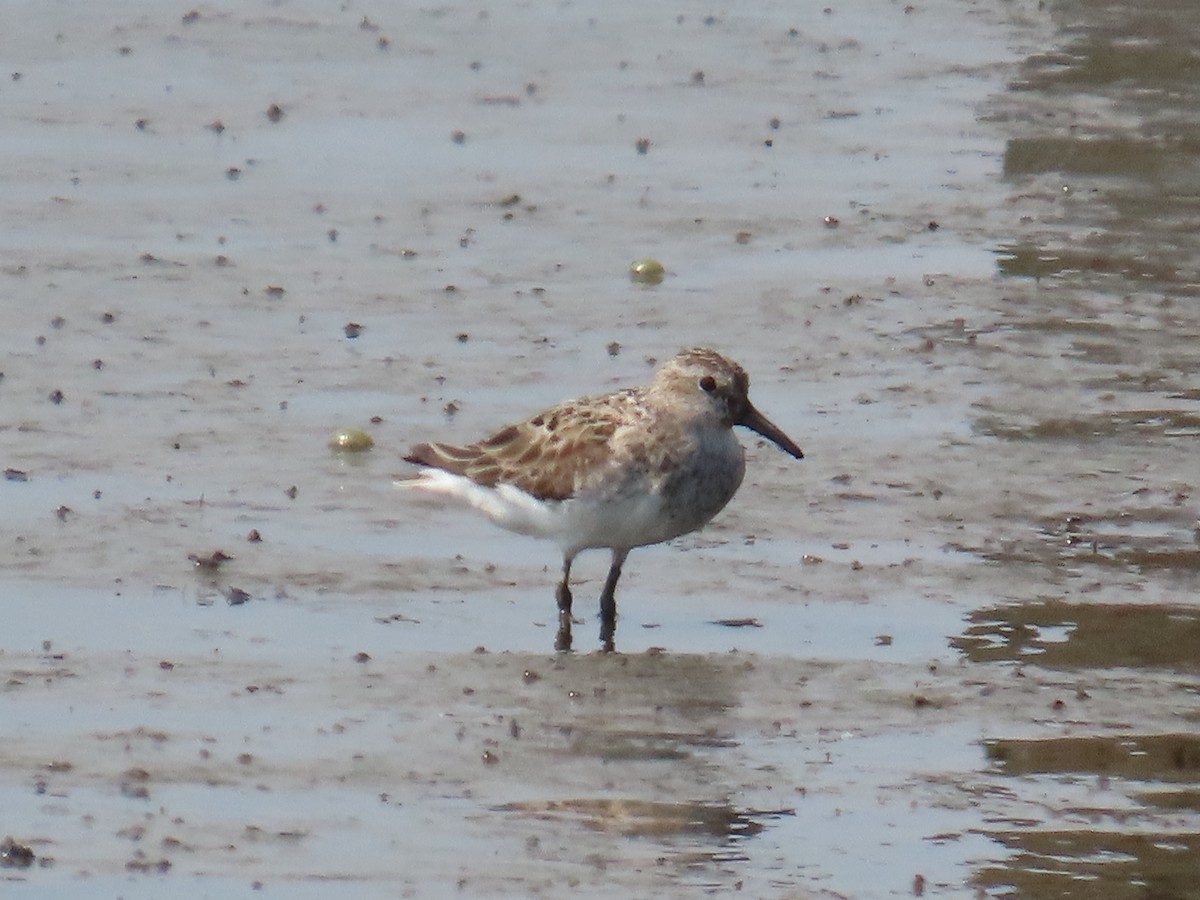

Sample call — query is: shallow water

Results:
[3,0,1200,896]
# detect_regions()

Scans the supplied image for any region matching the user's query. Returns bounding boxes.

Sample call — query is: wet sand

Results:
[3,0,1199,896]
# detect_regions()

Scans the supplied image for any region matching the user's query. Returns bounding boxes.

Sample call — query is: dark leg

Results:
[598,549,628,653]
[555,555,574,652]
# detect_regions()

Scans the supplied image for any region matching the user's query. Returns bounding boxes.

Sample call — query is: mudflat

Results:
[3,1,1198,896]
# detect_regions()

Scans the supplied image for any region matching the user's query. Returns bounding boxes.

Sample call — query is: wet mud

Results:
[3,0,1200,896]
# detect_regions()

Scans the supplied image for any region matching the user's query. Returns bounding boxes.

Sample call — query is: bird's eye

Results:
[699,375,717,393]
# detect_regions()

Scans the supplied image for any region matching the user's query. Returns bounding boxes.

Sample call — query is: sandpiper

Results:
[399,348,804,651]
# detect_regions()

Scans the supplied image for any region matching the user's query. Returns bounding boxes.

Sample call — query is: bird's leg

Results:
[555,555,574,652]
[598,549,628,653]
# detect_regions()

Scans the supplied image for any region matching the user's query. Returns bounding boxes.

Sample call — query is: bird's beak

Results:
[739,402,804,459]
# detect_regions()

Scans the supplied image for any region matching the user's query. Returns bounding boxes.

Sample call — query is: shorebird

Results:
[400,348,804,651]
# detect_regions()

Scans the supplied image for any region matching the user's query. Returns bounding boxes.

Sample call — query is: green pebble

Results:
[329,428,374,452]
[629,259,665,285]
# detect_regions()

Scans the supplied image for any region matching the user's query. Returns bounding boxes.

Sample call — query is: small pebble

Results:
[329,428,374,452]
[629,259,665,285]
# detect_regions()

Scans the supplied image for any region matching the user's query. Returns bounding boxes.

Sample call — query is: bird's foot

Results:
[599,615,616,653]
[555,610,574,652]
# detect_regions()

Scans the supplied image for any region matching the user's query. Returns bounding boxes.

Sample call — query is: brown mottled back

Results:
[405,390,646,501]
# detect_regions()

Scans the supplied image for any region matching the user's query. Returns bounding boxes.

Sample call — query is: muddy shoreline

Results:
[3,0,1199,896]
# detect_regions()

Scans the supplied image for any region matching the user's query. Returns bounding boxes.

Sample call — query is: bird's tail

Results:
[395,469,563,539]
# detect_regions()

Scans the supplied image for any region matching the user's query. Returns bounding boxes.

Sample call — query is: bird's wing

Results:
[405,391,643,501]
